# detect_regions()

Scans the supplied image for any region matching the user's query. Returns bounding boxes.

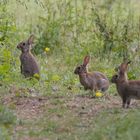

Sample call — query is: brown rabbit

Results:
[111,61,140,108]
[17,35,40,78]
[74,56,109,93]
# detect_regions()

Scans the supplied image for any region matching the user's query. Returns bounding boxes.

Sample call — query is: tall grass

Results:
[9,0,139,58]
[0,1,140,139]
[0,0,140,91]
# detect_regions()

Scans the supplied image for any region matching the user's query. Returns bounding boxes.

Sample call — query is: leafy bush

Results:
[34,19,61,54]
[29,0,140,59]
[0,1,18,84]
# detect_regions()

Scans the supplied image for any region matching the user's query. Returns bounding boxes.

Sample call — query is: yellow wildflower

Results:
[95,91,103,97]
[45,47,50,52]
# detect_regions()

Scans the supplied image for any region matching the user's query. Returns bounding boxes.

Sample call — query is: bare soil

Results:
[1,90,140,140]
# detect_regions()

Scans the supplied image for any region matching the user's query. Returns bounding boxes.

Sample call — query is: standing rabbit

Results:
[111,61,140,108]
[17,35,40,78]
[74,56,109,94]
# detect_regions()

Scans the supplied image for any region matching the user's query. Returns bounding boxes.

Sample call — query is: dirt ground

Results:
[1,91,140,140]
[2,92,139,120]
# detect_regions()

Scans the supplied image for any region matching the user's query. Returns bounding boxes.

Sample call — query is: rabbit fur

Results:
[111,61,140,108]
[17,35,39,78]
[74,56,109,93]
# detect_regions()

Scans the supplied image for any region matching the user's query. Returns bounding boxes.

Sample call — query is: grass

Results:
[0,54,140,140]
[1,92,139,140]
[0,0,140,139]
[1,54,140,140]
[83,109,140,140]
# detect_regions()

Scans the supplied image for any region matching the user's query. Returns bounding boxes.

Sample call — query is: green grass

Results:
[0,104,17,139]
[1,52,140,140]
[0,0,140,139]
[0,54,140,140]
[4,95,139,140]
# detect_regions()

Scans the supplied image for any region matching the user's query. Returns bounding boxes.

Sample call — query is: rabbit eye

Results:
[115,75,119,79]
[23,43,25,46]
[78,67,81,70]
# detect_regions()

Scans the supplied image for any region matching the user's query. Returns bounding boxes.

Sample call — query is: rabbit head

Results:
[17,35,34,53]
[74,55,90,75]
[111,74,119,83]
[115,60,131,75]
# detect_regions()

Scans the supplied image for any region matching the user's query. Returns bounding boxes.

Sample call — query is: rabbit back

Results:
[119,81,140,99]
[91,71,109,91]
[79,71,109,92]
[20,53,39,77]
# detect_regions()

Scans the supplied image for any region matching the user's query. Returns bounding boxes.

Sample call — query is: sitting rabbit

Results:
[111,61,140,108]
[74,56,109,93]
[17,35,40,79]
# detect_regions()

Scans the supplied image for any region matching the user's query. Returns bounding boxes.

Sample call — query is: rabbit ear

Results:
[28,35,34,45]
[123,58,131,65]
[83,55,90,66]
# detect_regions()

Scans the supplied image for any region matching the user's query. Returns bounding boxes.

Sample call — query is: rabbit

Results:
[17,35,40,78]
[111,60,140,108]
[74,55,109,94]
